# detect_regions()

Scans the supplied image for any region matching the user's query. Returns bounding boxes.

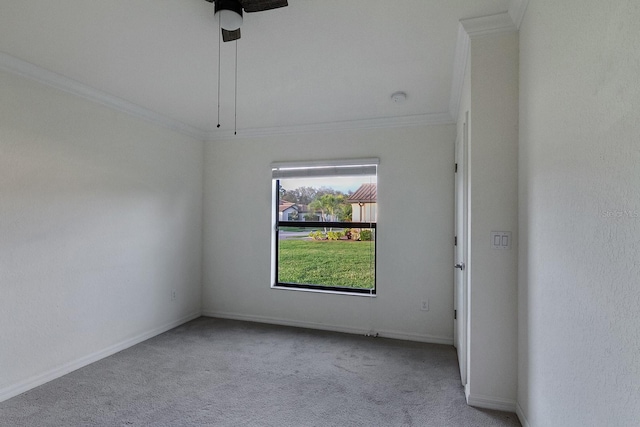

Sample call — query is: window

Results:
[271,159,378,295]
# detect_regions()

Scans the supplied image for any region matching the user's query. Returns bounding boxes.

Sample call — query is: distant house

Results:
[295,204,317,221]
[348,183,377,222]
[278,201,298,221]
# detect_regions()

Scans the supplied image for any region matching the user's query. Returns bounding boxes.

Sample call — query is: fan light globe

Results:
[216,9,243,31]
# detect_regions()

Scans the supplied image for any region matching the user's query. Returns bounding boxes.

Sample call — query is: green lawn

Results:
[278,239,375,289]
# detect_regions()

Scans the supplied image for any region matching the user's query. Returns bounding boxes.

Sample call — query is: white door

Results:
[453,112,469,385]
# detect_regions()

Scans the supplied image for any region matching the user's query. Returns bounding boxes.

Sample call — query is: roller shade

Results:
[271,158,379,179]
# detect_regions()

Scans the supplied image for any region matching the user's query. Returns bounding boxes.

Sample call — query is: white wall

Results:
[457,30,519,410]
[203,125,455,343]
[518,1,640,425]
[0,70,204,401]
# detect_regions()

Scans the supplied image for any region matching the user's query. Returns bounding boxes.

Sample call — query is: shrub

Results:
[350,228,361,241]
[327,231,340,240]
[327,231,346,240]
[309,231,326,240]
[360,229,373,241]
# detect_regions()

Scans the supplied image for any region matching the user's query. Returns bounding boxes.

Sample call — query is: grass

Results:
[278,239,375,289]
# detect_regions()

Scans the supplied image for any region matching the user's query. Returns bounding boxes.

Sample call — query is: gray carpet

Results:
[0,317,521,426]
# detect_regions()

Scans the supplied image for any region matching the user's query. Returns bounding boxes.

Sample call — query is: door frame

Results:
[454,111,470,386]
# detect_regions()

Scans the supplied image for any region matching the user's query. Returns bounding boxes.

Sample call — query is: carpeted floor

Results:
[0,317,521,426]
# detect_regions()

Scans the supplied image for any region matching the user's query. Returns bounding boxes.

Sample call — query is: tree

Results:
[281,186,344,205]
[337,203,352,222]
[280,186,318,205]
[303,212,318,221]
[309,194,349,231]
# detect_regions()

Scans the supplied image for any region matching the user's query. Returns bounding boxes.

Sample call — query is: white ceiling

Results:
[0,0,512,138]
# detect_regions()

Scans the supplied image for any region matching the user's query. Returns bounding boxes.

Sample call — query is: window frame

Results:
[270,159,378,296]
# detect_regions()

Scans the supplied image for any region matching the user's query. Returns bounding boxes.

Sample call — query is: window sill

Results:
[271,284,376,297]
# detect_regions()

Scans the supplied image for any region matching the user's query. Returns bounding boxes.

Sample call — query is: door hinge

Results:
[454,309,457,320]
[455,163,458,173]
[454,236,457,246]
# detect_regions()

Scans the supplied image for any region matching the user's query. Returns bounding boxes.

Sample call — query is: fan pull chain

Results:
[234,40,238,135]
[217,16,221,129]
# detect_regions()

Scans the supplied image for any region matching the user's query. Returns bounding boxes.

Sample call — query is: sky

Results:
[280,176,376,194]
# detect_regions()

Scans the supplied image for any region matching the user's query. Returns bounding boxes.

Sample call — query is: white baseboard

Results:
[0,311,201,403]
[516,402,531,427]
[202,310,453,345]
[466,390,517,413]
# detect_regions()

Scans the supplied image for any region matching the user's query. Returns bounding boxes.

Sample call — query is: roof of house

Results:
[348,183,377,203]
[278,202,297,213]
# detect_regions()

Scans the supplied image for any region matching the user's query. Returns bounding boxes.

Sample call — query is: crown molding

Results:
[449,11,519,121]
[4,7,524,145]
[509,0,530,29]
[206,112,455,141]
[0,51,208,141]
[1,6,531,144]
[1,51,454,143]
[460,12,517,38]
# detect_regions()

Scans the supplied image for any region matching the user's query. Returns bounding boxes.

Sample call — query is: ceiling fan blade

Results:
[222,28,241,42]
[241,0,288,13]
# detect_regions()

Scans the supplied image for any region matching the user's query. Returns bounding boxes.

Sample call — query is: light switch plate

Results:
[490,231,511,249]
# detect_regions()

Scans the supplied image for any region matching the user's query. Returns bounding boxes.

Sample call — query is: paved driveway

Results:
[278,230,312,240]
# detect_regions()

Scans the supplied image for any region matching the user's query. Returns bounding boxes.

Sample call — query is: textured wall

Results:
[202,125,455,343]
[518,0,640,425]
[0,70,204,399]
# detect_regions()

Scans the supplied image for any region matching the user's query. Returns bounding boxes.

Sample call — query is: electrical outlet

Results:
[421,299,429,311]
[171,290,176,301]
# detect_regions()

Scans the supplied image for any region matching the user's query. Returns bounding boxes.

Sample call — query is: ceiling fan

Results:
[205,0,288,42]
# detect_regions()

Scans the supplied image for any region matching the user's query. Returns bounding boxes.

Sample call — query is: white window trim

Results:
[270,158,379,296]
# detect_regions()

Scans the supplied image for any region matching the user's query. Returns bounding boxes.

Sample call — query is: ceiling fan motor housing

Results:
[215,0,243,31]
